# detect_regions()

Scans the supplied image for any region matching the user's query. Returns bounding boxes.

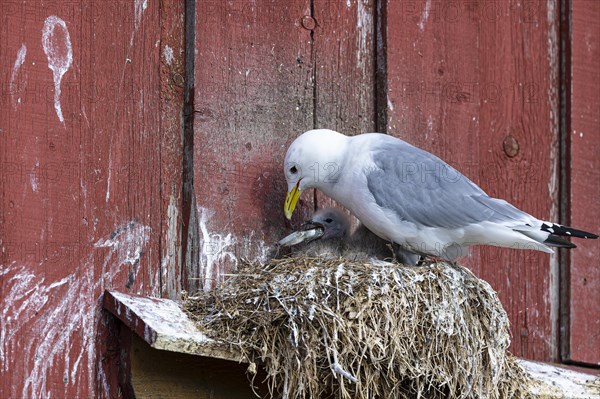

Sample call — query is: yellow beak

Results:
[284,182,302,220]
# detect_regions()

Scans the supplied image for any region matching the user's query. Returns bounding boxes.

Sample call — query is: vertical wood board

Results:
[158,0,186,300]
[193,0,314,290]
[568,0,600,365]
[312,0,377,222]
[313,0,375,134]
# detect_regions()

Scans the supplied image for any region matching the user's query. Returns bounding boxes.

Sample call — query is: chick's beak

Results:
[284,180,302,220]
[301,219,315,228]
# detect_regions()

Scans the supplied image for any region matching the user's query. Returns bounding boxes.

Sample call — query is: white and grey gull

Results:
[282,129,598,264]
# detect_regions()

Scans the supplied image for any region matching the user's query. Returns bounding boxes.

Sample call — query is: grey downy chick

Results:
[278,208,421,264]
[277,208,350,259]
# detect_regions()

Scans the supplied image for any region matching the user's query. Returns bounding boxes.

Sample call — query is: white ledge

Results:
[103,290,243,362]
[519,359,599,398]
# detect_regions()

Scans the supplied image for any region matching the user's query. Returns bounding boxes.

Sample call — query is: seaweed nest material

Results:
[183,257,530,399]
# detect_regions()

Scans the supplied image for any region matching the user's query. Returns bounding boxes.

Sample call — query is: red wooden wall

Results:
[1,1,598,398]
[0,0,185,397]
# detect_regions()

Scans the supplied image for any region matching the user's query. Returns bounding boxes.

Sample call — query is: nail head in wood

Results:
[503,135,520,158]
[301,15,316,30]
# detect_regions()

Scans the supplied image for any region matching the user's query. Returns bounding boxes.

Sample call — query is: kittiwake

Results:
[282,129,598,263]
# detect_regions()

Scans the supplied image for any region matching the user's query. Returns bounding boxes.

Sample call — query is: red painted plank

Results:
[313,0,375,134]
[0,1,184,397]
[568,0,600,365]
[193,0,314,290]
[312,0,376,220]
[386,0,560,361]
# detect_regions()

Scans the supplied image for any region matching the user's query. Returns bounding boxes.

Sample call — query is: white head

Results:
[283,129,349,219]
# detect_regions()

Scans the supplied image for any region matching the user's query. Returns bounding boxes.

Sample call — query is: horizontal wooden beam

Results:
[103,290,599,398]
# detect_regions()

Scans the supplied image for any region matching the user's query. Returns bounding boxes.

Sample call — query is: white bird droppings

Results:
[10,44,27,108]
[418,0,431,31]
[42,16,72,124]
[163,45,174,65]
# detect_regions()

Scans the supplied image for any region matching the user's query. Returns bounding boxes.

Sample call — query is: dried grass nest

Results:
[183,257,530,399]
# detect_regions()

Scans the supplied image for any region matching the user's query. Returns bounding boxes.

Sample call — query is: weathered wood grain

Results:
[313,0,375,134]
[103,290,236,360]
[311,0,376,222]
[158,0,186,300]
[193,0,314,290]
[568,0,600,365]
[386,0,560,361]
[0,1,184,397]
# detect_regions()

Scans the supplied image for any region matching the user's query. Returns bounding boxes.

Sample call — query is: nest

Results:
[183,257,530,399]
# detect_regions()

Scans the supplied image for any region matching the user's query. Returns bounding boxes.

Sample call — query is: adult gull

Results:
[282,129,598,263]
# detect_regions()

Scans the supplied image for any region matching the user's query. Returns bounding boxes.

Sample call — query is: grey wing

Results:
[366,140,533,229]
[351,224,421,265]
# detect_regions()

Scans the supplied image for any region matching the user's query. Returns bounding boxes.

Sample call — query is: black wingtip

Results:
[543,235,577,249]
[541,223,598,239]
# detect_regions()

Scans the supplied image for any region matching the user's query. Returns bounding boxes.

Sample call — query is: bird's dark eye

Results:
[325,218,333,223]
[290,166,298,174]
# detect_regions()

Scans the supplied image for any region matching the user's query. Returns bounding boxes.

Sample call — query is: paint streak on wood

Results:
[0,223,151,398]
[193,0,314,290]
[386,0,561,361]
[568,0,600,366]
[0,1,184,397]
[42,15,73,124]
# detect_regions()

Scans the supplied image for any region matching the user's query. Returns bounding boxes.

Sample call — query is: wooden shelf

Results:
[103,290,599,399]
[103,290,242,362]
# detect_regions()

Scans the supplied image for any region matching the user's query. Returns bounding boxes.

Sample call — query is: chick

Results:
[278,208,420,264]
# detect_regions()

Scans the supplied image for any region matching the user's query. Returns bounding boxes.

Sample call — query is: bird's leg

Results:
[385,242,396,260]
